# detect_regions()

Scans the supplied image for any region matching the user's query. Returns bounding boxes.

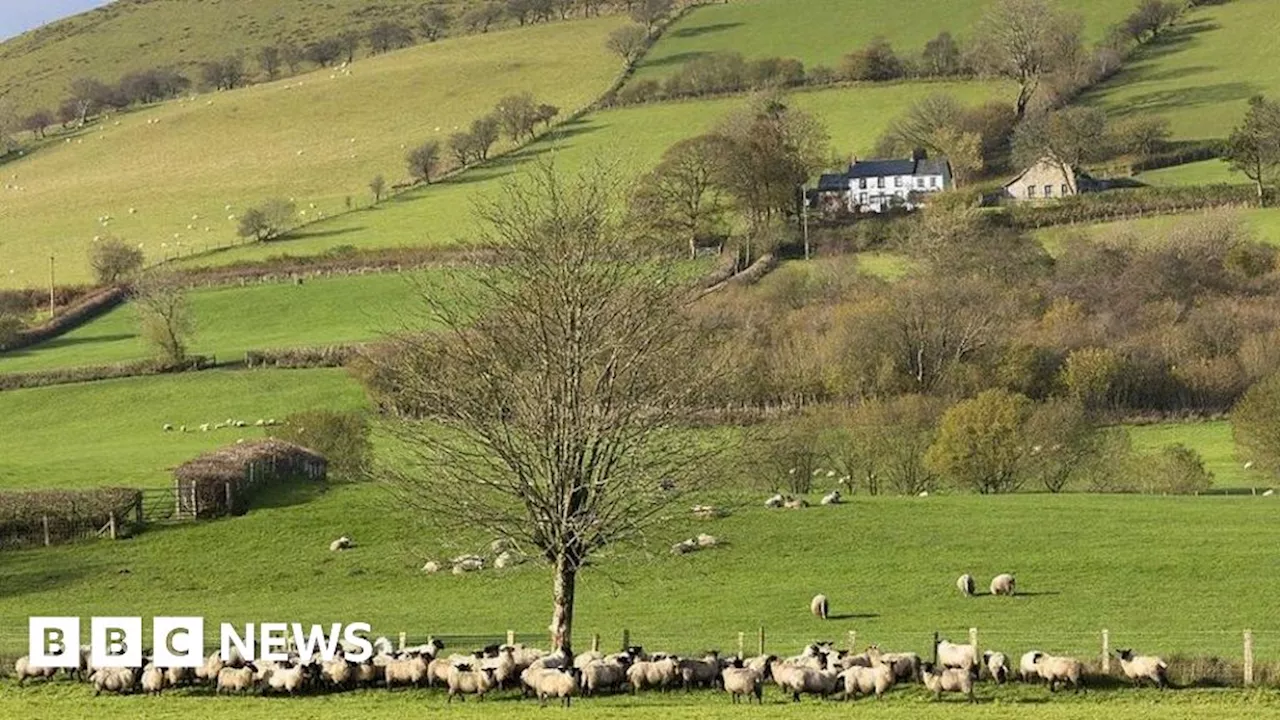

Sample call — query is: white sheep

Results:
[783,497,810,509]
[990,573,1016,596]
[671,539,697,555]
[920,662,975,702]
[839,647,895,700]
[1034,654,1084,693]
[983,651,1010,684]
[765,493,785,508]
[1116,649,1168,689]
[678,652,721,690]
[1019,651,1043,683]
[141,664,166,695]
[14,656,58,686]
[217,665,256,694]
[771,659,839,702]
[91,667,139,695]
[581,658,630,696]
[721,664,766,703]
[162,423,174,432]
[957,573,975,596]
[384,654,429,688]
[494,550,520,568]
[696,533,718,547]
[165,665,194,687]
[452,557,484,574]
[262,663,306,694]
[525,666,580,707]
[329,536,353,551]
[936,640,978,676]
[422,560,441,574]
[626,657,680,692]
[448,663,496,702]
[821,490,842,505]
[810,594,829,619]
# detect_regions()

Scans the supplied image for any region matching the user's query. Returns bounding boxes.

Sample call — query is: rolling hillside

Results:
[0,16,625,288]
[0,0,522,115]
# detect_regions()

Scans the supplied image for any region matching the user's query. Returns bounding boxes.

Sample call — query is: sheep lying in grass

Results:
[15,656,58,686]
[990,573,1016,596]
[983,651,1010,684]
[1116,649,1169,689]
[957,573,975,596]
[329,536,353,552]
[783,497,809,509]
[1034,654,1085,693]
[820,490,842,505]
[810,594,829,619]
[765,493,785,508]
[920,662,975,703]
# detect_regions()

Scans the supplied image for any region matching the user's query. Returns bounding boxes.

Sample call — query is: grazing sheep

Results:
[195,652,224,682]
[671,539,697,555]
[1116,649,1168,689]
[140,664,167,695]
[1019,651,1043,683]
[525,666,581,707]
[322,657,355,690]
[329,536,353,552]
[920,662,975,702]
[422,560,442,573]
[696,533,718,548]
[839,647,895,700]
[165,665,194,687]
[262,663,307,694]
[820,490,842,505]
[678,652,722,690]
[783,497,810,509]
[811,594,829,619]
[936,640,978,676]
[721,663,768,704]
[957,573,976,596]
[15,656,58,686]
[879,652,922,683]
[92,667,140,695]
[983,651,1010,684]
[692,504,725,519]
[452,556,484,574]
[448,663,496,703]
[581,657,631,695]
[162,424,174,432]
[765,493,785,508]
[1034,654,1084,693]
[385,654,429,689]
[217,665,257,694]
[770,659,839,702]
[990,573,1016,596]
[627,657,681,692]
[481,646,519,689]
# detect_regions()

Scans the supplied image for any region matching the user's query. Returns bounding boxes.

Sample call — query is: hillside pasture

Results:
[634,0,1134,83]
[0,369,366,490]
[0,272,449,373]
[1085,0,1280,141]
[1136,159,1243,187]
[0,17,624,288]
[177,80,1013,266]
[1127,420,1264,491]
[1032,207,1280,251]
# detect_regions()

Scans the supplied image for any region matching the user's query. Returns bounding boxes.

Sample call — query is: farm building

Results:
[814,155,953,214]
[1003,155,1102,202]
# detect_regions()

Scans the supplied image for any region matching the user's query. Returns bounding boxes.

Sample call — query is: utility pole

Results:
[802,193,810,261]
[48,255,55,318]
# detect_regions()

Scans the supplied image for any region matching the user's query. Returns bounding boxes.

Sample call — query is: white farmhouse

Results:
[815,156,953,214]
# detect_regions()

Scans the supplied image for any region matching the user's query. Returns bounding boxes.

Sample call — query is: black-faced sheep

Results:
[957,573,975,596]
[14,656,58,686]
[811,594,829,619]
[448,663,497,702]
[983,651,1010,684]
[525,666,581,707]
[920,662,975,702]
[1019,651,1043,682]
[1116,649,1169,689]
[936,640,978,676]
[1034,654,1085,693]
[990,573,1016,596]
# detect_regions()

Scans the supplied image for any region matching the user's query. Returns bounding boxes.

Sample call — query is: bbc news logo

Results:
[29,617,374,668]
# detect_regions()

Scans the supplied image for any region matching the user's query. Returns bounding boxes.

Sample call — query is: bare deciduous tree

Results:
[364,163,717,653]
[632,135,732,258]
[132,271,193,366]
[972,0,1081,119]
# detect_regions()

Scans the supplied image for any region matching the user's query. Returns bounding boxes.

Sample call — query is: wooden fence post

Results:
[1245,630,1255,687]
[591,634,600,653]
[399,632,407,652]
[737,632,745,659]
[42,515,50,547]
[193,484,200,518]
[224,482,233,513]
[622,629,630,651]
[134,498,143,526]
[758,627,766,657]
[1102,629,1110,674]
[932,632,939,666]
[969,627,979,673]
[108,512,117,540]
[507,630,516,646]
[848,630,857,652]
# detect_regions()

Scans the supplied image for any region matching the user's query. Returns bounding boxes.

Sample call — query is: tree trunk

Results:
[550,554,576,654]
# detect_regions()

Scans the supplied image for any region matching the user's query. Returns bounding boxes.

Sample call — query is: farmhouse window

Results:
[859,178,867,189]
[1044,185,1053,197]
[1062,184,1071,196]
[877,177,885,189]
[1027,185,1036,198]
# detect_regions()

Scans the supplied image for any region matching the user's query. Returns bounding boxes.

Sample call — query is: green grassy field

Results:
[1,487,1278,661]
[1032,207,1280,250]
[0,0,520,115]
[634,0,1133,83]
[4,685,1279,719]
[1127,420,1264,490]
[174,80,1012,267]
[0,16,624,289]
[1085,0,1280,141]
[0,272,447,372]
[0,369,366,490]
[1135,159,1244,187]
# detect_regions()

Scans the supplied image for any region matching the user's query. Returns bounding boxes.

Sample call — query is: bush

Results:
[616,78,662,105]
[1005,185,1258,228]
[237,198,297,241]
[1136,444,1214,494]
[269,410,371,479]
[841,37,904,81]
[89,236,145,284]
[0,487,141,548]
[1233,373,1280,477]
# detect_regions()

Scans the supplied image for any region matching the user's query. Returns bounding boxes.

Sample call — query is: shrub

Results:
[1136,443,1214,494]
[0,487,141,548]
[840,37,903,81]
[1233,373,1280,477]
[89,236,145,284]
[926,389,1032,494]
[237,198,297,241]
[269,410,371,479]
[616,78,662,105]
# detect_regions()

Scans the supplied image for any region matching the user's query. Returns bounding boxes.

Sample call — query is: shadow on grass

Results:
[642,50,711,70]
[0,562,100,600]
[280,226,366,241]
[669,22,744,40]
[0,332,137,359]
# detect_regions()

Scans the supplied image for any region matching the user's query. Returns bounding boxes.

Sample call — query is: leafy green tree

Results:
[1060,346,1121,411]
[926,389,1033,494]
[1233,373,1280,477]
[1019,399,1098,493]
[1226,95,1280,203]
[632,135,732,258]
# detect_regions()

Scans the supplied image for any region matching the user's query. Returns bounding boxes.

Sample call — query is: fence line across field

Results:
[0,623,1273,687]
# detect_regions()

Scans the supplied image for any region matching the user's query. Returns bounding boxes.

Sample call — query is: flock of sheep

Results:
[162,419,279,433]
[11,633,1171,704]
